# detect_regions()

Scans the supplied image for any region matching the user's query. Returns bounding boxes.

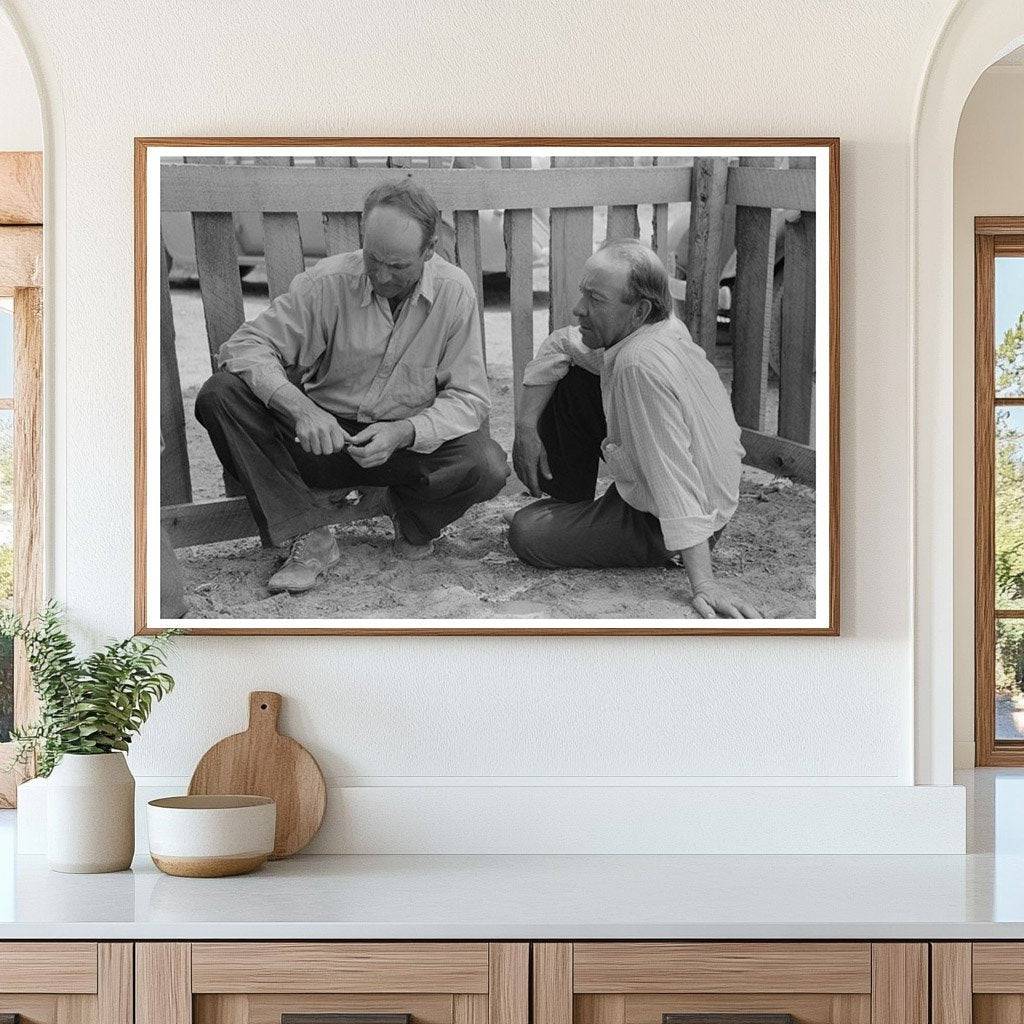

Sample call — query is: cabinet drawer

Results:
[139,942,528,1024]
[0,943,130,1024]
[0,942,98,993]
[191,943,490,993]
[973,943,1024,992]
[572,943,872,994]
[534,944,925,1024]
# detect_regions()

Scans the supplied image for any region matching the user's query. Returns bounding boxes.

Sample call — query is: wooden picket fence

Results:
[158,155,818,549]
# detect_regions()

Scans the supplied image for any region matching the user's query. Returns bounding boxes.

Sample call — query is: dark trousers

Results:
[195,371,509,548]
[509,367,714,570]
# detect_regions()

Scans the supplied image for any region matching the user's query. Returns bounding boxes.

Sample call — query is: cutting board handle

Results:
[248,691,282,734]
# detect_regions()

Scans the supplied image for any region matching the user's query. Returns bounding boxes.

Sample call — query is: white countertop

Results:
[1,849,1023,940]
[1,769,1021,941]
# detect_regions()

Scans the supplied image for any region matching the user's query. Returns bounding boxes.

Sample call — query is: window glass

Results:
[997,407,1024,609]
[997,620,1024,740]
[996,257,1024,396]
[0,300,11,399]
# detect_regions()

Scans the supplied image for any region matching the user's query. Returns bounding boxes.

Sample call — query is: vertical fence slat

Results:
[262,213,305,299]
[778,155,817,444]
[505,208,534,420]
[652,156,674,274]
[549,156,595,334]
[778,199,816,444]
[323,212,362,255]
[454,209,487,363]
[606,206,640,240]
[730,156,781,431]
[316,157,362,255]
[255,157,305,299]
[435,221,458,265]
[191,210,247,497]
[549,206,593,333]
[192,212,245,370]
[433,156,452,255]
[606,156,639,239]
[502,154,534,416]
[549,161,592,333]
[684,156,729,359]
[652,203,671,272]
[159,239,192,505]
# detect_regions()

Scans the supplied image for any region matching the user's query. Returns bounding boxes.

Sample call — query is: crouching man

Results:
[509,239,759,620]
[196,178,509,594]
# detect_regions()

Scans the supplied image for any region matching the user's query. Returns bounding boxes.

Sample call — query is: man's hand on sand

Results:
[691,581,761,620]
[294,406,351,456]
[512,425,551,498]
[347,420,415,469]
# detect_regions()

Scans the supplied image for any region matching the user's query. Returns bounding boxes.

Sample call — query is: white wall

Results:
[0,8,39,151]
[952,65,1024,768]
[0,0,973,851]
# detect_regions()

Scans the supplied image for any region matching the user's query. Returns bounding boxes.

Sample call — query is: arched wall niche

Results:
[914,0,1024,784]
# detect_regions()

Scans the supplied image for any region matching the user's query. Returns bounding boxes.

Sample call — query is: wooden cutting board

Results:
[188,691,326,859]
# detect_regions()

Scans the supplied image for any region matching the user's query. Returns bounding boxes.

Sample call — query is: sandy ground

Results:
[167,274,816,621]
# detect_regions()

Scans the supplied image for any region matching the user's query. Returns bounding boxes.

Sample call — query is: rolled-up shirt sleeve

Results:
[217,274,328,406]
[406,290,489,454]
[614,365,720,551]
[522,326,603,386]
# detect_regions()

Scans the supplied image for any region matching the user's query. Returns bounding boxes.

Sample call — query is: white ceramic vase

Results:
[46,752,135,873]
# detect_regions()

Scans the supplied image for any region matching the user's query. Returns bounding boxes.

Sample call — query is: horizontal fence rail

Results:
[157,156,820,549]
[163,165,691,213]
[162,164,816,215]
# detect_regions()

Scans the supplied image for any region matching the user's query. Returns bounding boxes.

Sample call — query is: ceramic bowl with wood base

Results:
[147,795,276,877]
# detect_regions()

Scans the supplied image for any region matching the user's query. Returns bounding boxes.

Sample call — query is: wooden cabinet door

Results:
[137,943,528,1024]
[0,942,132,1024]
[934,943,1024,1024]
[534,943,927,1024]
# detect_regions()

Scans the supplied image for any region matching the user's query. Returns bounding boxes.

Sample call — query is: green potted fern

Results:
[2,603,177,873]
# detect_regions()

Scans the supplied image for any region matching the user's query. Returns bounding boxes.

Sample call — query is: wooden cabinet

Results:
[931,943,1024,1024]
[533,943,928,1024]
[136,943,528,1024]
[0,938,939,1024]
[0,943,132,1024]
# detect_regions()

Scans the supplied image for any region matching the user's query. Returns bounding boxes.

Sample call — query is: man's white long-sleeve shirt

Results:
[521,318,744,550]
[216,251,488,454]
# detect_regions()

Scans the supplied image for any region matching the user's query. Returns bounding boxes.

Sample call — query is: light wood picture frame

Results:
[135,137,840,636]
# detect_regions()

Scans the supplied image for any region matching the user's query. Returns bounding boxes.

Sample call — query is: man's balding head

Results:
[572,240,673,350]
[596,239,673,323]
[361,178,441,303]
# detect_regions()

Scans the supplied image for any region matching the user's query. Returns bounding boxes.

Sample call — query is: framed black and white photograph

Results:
[135,138,839,635]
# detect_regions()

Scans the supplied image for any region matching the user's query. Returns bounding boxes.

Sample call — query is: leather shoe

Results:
[267,527,341,593]
[346,487,436,559]
[384,491,435,560]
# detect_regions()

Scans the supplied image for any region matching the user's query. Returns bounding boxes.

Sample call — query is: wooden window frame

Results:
[0,151,43,806]
[975,217,1024,765]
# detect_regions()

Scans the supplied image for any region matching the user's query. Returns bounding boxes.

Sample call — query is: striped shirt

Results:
[522,318,744,551]
[216,251,488,454]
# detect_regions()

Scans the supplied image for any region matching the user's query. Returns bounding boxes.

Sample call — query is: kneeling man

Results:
[509,239,758,619]
[196,179,508,594]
